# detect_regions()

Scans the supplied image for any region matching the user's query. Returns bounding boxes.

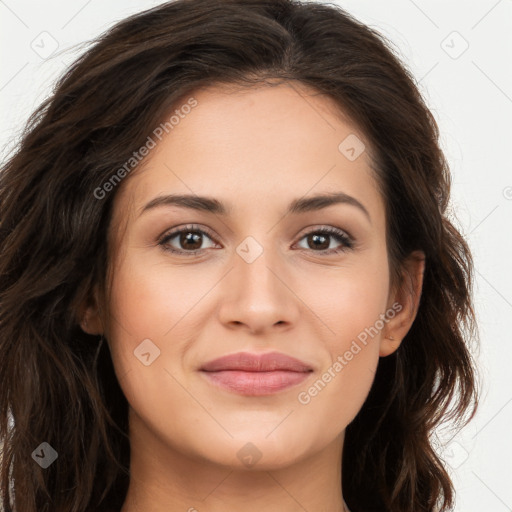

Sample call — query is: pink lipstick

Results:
[200,351,313,396]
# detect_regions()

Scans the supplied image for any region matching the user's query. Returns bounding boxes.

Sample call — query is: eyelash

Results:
[157,224,354,256]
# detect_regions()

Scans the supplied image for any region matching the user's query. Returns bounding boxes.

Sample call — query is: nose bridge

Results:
[233,233,286,302]
[217,232,299,332]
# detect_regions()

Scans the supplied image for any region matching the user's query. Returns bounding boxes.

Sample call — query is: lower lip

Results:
[201,370,311,396]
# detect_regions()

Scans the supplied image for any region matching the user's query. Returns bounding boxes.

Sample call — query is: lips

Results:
[200,351,313,396]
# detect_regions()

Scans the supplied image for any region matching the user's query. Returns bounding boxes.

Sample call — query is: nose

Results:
[217,242,300,335]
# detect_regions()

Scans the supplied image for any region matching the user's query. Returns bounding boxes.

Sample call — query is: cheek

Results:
[104,256,204,442]
[107,254,214,338]
[295,254,389,408]
[300,252,390,350]
[104,253,221,392]
[329,277,389,357]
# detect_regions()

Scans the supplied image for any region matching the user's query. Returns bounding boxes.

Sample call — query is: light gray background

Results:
[1,1,511,510]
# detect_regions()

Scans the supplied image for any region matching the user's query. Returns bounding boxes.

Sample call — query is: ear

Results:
[380,250,425,357]
[77,283,104,336]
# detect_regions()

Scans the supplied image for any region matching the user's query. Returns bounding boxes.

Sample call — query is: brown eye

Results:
[306,233,330,250]
[176,231,203,251]
[159,225,218,255]
[296,227,353,254]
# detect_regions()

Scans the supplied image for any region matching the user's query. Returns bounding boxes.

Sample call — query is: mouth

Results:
[199,351,314,396]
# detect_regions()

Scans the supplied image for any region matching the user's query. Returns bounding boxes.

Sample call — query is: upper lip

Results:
[200,351,313,372]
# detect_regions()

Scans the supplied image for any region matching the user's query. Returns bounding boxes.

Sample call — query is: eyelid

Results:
[160,223,218,240]
[295,224,354,243]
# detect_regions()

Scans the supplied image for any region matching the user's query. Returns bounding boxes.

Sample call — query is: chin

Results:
[192,429,316,471]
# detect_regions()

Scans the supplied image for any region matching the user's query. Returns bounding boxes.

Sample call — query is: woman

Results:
[0,0,478,511]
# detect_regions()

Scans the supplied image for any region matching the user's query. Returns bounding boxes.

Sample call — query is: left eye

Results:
[294,227,353,253]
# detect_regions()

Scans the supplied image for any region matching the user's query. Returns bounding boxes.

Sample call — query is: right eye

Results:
[158,224,220,256]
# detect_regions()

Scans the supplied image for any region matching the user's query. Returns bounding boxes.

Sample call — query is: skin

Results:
[81,81,424,512]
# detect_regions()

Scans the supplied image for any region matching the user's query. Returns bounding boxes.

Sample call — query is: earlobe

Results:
[78,284,104,335]
[380,251,425,357]
[80,311,103,335]
[379,335,401,357]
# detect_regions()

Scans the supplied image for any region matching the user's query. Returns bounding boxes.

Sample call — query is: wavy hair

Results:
[0,1,478,511]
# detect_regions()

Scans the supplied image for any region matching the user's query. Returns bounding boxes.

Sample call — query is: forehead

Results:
[111,82,384,230]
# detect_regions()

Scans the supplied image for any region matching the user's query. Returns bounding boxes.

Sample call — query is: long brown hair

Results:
[0,1,478,511]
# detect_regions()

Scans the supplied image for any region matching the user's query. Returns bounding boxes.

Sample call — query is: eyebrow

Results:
[139,192,371,222]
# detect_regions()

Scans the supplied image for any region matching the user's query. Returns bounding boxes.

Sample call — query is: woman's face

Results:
[88,82,418,471]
